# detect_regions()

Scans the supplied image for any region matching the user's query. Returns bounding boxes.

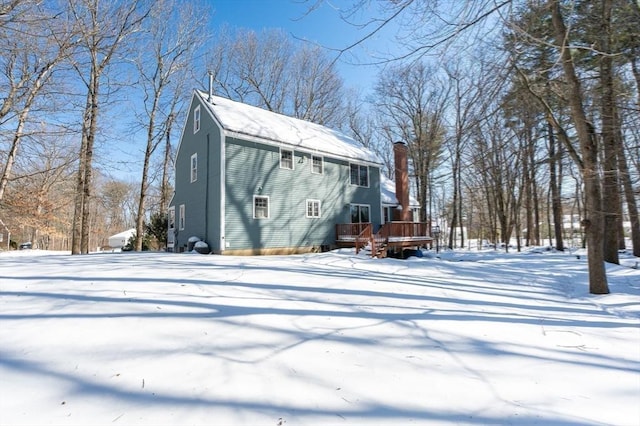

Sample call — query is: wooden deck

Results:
[336,222,433,258]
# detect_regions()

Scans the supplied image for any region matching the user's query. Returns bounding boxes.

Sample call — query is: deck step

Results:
[374,243,388,258]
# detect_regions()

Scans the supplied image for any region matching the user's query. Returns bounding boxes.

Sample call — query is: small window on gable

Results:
[350,164,369,187]
[253,195,269,219]
[280,148,293,170]
[179,204,185,230]
[193,105,201,134]
[169,207,175,230]
[311,155,323,174]
[306,199,321,218]
[190,153,197,183]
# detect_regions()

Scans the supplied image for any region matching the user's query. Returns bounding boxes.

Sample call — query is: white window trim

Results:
[306,199,321,218]
[349,163,370,188]
[193,105,201,134]
[168,206,176,230]
[280,148,294,170]
[190,153,198,183]
[179,204,185,230]
[311,154,323,174]
[253,195,270,219]
[350,203,371,223]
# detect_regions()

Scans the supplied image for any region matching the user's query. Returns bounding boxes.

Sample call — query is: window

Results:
[280,148,294,170]
[193,105,201,133]
[179,204,185,230]
[350,164,369,187]
[253,195,269,219]
[311,155,323,174]
[350,204,370,223]
[190,153,197,183]
[306,199,321,218]
[383,206,391,223]
[169,207,175,230]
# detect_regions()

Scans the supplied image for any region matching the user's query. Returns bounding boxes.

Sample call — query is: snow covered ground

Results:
[1,248,638,426]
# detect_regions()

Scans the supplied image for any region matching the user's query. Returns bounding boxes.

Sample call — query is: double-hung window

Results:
[169,207,175,230]
[193,105,201,134]
[350,204,370,223]
[306,199,321,218]
[254,195,270,219]
[311,155,323,174]
[190,153,197,183]
[179,204,185,230]
[350,164,369,187]
[280,148,293,170]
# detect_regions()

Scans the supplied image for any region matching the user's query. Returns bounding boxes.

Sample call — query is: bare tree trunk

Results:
[523,140,532,246]
[71,85,94,255]
[457,159,465,249]
[0,112,26,202]
[159,113,174,216]
[551,0,608,294]
[135,94,158,251]
[449,153,459,249]
[548,123,564,250]
[600,0,620,264]
[529,132,540,246]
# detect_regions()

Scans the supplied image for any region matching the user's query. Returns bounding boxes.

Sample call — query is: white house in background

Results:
[107,228,136,249]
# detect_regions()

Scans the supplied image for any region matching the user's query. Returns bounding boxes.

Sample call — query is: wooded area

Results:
[1,0,638,294]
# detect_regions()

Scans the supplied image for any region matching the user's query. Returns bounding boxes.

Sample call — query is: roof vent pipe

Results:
[208,72,213,102]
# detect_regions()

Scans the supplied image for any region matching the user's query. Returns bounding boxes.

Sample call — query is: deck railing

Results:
[335,223,371,241]
[382,222,431,241]
[336,222,432,253]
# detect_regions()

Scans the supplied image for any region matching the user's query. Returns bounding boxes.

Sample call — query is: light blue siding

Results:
[223,137,381,251]
[170,98,223,252]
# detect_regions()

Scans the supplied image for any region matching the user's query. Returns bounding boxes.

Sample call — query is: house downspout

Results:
[205,133,210,245]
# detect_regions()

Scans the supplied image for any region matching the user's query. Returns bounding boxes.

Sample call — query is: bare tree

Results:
[66,0,150,254]
[443,58,496,249]
[207,27,347,129]
[290,44,344,125]
[373,62,448,224]
[133,0,207,251]
[0,4,73,203]
[3,130,76,250]
[549,0,608,293]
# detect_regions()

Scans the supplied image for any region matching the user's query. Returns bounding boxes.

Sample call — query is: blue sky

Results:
[207,0,387,93]
[109,1,389,181]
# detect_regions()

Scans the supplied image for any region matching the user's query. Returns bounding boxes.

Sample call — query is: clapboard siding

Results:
[171,97,223,252]
[223,136,381,251]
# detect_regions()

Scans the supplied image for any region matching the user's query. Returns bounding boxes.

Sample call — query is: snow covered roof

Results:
[380,175,420,207]
[197,91,382,165]
[107,229,136,248]
[108,228,136,240]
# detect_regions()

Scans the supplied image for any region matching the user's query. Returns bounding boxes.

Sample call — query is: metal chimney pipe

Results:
[208,72,213,102]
